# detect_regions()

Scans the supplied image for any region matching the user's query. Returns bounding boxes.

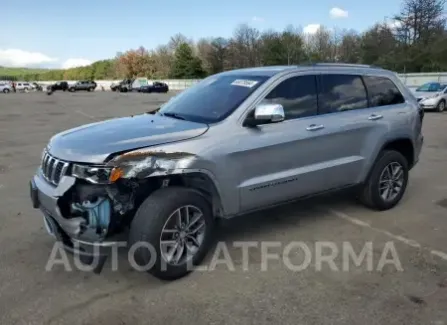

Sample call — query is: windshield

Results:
[416,82,443,92]
[158,74,269,123]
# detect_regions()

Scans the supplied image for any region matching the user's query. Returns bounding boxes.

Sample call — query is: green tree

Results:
[170,43,206,78]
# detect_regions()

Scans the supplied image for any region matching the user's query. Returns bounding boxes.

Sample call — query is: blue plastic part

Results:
[73,198,111,232]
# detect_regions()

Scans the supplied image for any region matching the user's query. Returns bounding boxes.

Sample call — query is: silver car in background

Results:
[0,81,12,93]
[411,82,447,112]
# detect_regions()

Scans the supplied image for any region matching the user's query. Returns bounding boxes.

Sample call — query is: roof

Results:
[220,63,385,77]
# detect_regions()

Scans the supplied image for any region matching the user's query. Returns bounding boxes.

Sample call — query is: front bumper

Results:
[418,98,439,109]
[30,172,125,272]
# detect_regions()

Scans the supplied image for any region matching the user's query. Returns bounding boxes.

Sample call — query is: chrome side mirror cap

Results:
[254,103,285,123]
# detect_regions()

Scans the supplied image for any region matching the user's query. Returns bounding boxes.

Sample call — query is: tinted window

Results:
[261,75,318,120]
[318,74,368,114]
[158,75,269,123]
[416,82,442,92]
[363,76,405,107]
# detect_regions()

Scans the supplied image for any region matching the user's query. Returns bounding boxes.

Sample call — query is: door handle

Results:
[306,124,324,131]
[368,114,383,120]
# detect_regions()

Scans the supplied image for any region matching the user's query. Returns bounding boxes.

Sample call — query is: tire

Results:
[436,100,445,112]
[128,187,215,280]
[359,150,409,211]
[24,87,29,93]
[69,88,75,92]
[3,88,10,93]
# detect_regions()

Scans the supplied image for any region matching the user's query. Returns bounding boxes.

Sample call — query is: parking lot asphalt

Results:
[0,91,446,325]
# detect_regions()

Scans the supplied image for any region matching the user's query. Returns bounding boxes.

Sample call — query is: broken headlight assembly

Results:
[71,164,113,184]
[107,153,195,182]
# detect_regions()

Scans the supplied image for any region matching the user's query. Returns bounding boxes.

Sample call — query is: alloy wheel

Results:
[160,205,206,265]
[378,162,404,202]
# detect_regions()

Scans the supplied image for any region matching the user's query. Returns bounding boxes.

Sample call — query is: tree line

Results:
[15,0,447,81]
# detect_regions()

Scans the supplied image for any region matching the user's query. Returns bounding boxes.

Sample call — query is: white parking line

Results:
[75,110,95,120]
[329,209,447,262]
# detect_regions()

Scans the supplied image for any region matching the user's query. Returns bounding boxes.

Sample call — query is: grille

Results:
[41,152,70,185]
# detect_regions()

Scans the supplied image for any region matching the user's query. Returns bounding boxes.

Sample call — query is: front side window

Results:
[363,76,405,107]
[318,74,368,114]
[261,75,318,120]
[158,74,269,123]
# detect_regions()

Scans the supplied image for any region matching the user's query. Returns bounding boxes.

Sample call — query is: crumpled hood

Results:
[48,113,208,163]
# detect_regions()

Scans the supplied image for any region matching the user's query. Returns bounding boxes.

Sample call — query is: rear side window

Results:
[318,74,368,114]
[262,75,318,120]
[363,76,405,107]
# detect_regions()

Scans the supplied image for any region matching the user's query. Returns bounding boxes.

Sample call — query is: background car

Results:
[15,82,32,92]
[138,81,169,93]
[31,82,43,91]
[68,80,97,92]
[410,82,447,112]
[47,81,68,92]
[111,79,134,92]
[0,82,11,93]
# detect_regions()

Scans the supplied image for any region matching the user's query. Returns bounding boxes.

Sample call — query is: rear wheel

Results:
[358,150,409,210]
[436,100,445,112]
[128,187,215,280]
[3,88,10,93]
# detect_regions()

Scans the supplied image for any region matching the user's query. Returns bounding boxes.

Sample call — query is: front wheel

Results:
[436,100,445,112]
[128,187,215,280]
[358,150,409,210]
[3,88,10,93]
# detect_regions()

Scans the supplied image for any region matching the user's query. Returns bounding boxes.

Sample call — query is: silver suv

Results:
[30,64,424,280]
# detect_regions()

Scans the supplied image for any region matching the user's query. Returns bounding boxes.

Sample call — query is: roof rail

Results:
[304,63,382,69]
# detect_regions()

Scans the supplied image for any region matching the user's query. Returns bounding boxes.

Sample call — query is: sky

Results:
[0,0,403,69]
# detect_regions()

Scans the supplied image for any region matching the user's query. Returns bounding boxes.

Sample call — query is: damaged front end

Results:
[31,148,198,272]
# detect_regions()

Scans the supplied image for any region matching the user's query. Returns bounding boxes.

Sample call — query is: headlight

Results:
[107,152,195,181]
[72,164,113,184]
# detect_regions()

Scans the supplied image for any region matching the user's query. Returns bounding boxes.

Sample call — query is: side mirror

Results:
[254,103,285,123]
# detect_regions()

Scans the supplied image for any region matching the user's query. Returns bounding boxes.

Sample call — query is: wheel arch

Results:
[138,170,225,218]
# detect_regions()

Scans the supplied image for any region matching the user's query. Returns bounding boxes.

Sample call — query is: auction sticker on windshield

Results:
[231,79,259,88]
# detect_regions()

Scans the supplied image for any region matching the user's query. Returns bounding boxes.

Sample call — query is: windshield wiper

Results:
[161,112,186,120]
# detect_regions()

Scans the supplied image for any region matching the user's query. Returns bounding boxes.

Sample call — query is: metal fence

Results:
[11,72,447,91]
[397,73,447,87]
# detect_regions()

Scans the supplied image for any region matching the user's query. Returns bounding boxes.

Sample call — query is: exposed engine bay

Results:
[58,177,160,242]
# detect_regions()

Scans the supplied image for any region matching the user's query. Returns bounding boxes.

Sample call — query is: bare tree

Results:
[231,24,261,68]
[281,25,304,64]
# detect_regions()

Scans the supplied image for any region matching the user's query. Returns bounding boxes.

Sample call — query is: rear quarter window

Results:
[363,76,405,107]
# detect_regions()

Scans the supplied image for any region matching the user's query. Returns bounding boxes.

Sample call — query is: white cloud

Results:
[62,58,92,69]
[0,48,58,67]
[329,7,349,19]
[251,16,265,23]
[303,24,321,34]
[386,20,402,29]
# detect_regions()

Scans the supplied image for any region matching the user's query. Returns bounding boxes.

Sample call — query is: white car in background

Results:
[15,82,32,92]
[0,82,12,93]
[411,82,447,112]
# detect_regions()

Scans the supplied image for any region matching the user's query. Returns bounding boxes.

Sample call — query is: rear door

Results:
[360,75,408,177]
[315,73,376,185]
